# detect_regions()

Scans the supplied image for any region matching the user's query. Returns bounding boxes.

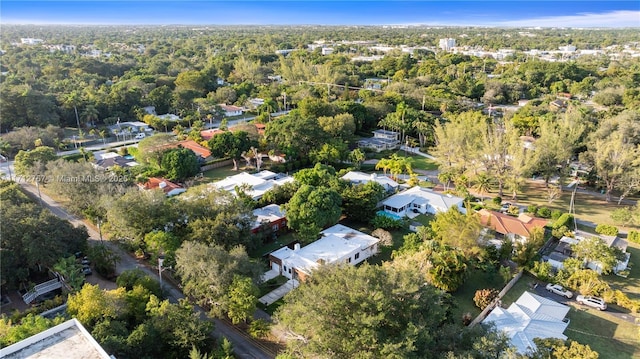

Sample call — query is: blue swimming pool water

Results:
[376,210,402,220]
[124,155,134,160]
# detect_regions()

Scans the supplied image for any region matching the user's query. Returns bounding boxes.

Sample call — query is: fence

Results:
[469,269,523,327]
[200,159,233,172]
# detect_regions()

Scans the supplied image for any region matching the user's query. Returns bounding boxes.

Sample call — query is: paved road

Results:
[16,181,275,359]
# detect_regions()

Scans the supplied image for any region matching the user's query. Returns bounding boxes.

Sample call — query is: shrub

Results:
[551,225,569,239]
[628,231,640,244]
[551,213,574,229]
[595,224,619,236]
[551,210,563,220]
[473,288,499,310]
[248,319,271,339]
[507,205,520,216]
[492,197,502,205]
[530,261,554,282]
[536,207,552,218]
[527,205,538,214]
[462,312,473,326]
[371,228,393,247]
[370,213,404,230]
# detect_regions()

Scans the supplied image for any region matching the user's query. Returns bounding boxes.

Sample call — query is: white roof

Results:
[341,171,399,188]
[271,224,380,275]
[0,319,111,359]
[382,186,464,211]
[212,171,294,200]
[252,204,286,229]
[483,291,569,354]
[93,151,120,160]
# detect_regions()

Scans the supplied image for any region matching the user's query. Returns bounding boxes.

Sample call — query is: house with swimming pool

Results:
[380,186,465,217]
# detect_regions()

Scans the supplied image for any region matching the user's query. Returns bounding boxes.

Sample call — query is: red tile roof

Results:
[201,129,225,141]
[479,209,548,238]
[139,177,182,194]
[159,140,211,158]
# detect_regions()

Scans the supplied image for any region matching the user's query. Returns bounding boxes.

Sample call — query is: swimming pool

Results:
[376,210,403,221]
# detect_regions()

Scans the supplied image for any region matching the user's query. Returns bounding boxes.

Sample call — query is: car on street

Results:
[82,265,92,276]
[545,283,573,298]
[576,295,607,310]
[500,202,511,213]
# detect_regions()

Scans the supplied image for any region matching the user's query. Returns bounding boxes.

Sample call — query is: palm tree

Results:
[505,175,524,202]
[81,105,99,127]
[473,173,492,201]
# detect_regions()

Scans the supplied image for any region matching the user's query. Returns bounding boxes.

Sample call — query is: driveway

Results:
[533,283,639,325]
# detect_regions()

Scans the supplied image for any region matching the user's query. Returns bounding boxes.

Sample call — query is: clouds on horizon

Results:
[495,10,640,28]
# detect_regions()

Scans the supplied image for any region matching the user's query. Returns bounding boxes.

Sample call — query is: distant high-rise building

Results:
[439,38,456,51]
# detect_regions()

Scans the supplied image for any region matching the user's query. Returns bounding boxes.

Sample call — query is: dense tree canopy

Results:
[276,264,511,359]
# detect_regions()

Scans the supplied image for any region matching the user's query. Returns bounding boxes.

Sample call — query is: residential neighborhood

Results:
[1,7,640,359]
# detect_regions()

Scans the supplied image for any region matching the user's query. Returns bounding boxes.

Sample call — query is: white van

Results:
[134,133,146,140]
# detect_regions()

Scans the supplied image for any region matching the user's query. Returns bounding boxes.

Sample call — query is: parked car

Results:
[134,132,146,140]
[545,283,573,298]
[82,265,92,276]
[576,295,607,310]
[500,203,511,212]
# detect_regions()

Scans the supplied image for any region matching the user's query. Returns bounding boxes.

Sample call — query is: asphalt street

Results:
[16,180,276,359]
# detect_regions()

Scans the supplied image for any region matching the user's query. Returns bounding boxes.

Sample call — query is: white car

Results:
[545,283,573,298]
[134,133,146,140]
[576,295,607,310]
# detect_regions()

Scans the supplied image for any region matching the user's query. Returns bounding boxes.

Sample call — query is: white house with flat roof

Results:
[268,224,380,281]
[341,171,399,192]
[483,291,570,354]
[380,186,465,217]
[0,319,112,359]
[211,170,294,200]
[358,129,401,152]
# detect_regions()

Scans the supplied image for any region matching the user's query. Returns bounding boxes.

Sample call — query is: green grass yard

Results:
[605,242,640,301]
[509,181,639,230]
[450,267,509,322]
[564,306,640,359]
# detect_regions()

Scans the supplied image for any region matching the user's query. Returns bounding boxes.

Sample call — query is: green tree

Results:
[146,295,215,358]
[532,338,599,359]
[208,131,254,170]
[347,148,366,169]
[284,185,342,243]
[175,241,262,318]
[105,187,174,242]
[14,146,57,175]
[0,314,65,347]
[67,284,123,328]
[161,147,200,181]
[571,237,623,275]
[317,113,356,139]
[53,256,85,292]
[341,181,386,222]
[226,275,259,324]
[116,268,162,297]
[582,110,640,202]
[275,264,451,359]
[430,207,484,257]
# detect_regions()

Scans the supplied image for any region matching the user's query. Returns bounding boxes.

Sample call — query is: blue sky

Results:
[1,1,639,27]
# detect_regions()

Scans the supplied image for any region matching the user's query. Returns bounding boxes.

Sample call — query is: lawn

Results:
[248,232,296,259]
[200,165,244,181]
[605,242,640,301]
[368,150,439,172]
[450,267,509,321]
[514,181,639,230]
[564,305,640,359]
[499,273,538,306]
